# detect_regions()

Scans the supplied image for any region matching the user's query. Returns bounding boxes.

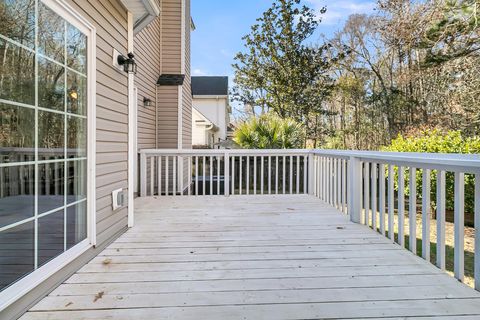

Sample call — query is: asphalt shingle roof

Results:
[191,76,228,96]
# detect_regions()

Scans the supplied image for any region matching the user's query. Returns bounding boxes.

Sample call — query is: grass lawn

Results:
[364,211,476,288]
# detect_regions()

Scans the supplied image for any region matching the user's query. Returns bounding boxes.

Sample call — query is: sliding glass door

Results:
[0,0,89,291]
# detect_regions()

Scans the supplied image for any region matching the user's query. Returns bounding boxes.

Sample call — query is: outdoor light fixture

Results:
[143,97,153,107]
[117,52,137,74]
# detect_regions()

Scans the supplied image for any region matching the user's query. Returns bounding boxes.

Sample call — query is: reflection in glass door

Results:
[0,0,88,291]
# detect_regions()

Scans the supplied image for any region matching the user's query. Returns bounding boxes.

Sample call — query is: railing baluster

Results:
[323,157,326,201]
[304,155,308,195]
[268,156,272,195]
[210,156,213,196]
[337,159,342,209]
[282,156,286,194]
[187,157,191,196]
[436,170,446,270]
[342,159,347,214]
[454,171,465,281]
[422,169,431,261]
[194,156,198,196]
[178,156,185,196]
[261,156,264,195]
[239,156,243,195]
[253,156,257,195]
[275,156,279,194]
[217,156,220,195]
[313,156,318,197]
[165,156,169,196]
[149,157,154,196]
[333,159,337,208]
[371,163,377,231]
[173,156,177,196]
[224,152,230,196]
[158,156,162,196]
[475,174,480,291]
[379,164,386,235]
[246,156,250,195]
[231,156,235,195]
[296,155,300,194]
[409,167,417,253]
[398,166,405,246]
[363,163,370,226]
[202,156,206,196]
[388,165,394,240]
[289,155,293,194]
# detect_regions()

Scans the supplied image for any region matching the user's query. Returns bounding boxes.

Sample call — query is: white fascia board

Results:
[193,95,229,99]
[120,0,160,33]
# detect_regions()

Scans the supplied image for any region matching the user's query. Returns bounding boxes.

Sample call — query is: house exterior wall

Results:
[1,0,191,315]
[157,0,185,149]
[1,0,131,318]
[192,97,229,148]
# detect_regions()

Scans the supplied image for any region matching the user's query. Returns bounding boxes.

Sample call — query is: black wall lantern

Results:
[143,97,153,107]
[117,52,137,74]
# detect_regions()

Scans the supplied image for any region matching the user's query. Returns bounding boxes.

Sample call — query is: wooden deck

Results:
[22,195,480,319]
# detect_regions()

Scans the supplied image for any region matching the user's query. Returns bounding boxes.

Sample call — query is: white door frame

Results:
[0,0,96,311]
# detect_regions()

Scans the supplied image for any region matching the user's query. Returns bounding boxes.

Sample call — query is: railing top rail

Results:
[312,150,480,173]
[139,148,480,173]
[139,149,310,156]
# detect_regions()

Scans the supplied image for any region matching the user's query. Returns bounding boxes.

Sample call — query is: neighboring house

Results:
[191,76,230,148]
[0,0,191,318]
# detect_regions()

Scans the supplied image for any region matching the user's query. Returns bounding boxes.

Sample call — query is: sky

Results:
[191,0,376,82]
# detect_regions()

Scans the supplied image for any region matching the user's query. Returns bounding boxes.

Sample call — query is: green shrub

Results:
[382,130,480,213]
[233,113,305,149]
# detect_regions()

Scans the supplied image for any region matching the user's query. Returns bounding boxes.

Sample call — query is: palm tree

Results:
[233,113,304,149]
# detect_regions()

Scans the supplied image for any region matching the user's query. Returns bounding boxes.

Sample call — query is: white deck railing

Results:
[139,148,480,290]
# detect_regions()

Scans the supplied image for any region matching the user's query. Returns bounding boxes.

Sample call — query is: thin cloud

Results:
[192,68,209,76]
[306,0,376,25]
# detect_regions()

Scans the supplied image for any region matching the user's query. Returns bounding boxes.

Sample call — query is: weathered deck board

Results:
[21,195,480,319]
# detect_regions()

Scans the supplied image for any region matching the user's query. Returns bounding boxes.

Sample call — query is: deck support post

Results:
[140,152,147,197]
[348,156,362,223]
[224,151,230,197]
[308,153,314,195]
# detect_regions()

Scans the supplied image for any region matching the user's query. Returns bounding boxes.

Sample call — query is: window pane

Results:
[66,23,86,74]
[38,110,64,160]
[67,160,86,204]
[67,115,86,158]
[38,57,65,111]
[0,103,35,163]
[67,72,86,115]
[67,201,86,249]
[0,221,34,291]
[38,2,65,63]
[0,39,35,105]
[38,162,64,214]
[38,209,64,267]
[0,164,34,228]
[0,0,35,48]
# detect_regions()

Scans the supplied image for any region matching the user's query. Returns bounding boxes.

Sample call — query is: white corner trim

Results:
[178,86,183,149]
[180,0,186,75]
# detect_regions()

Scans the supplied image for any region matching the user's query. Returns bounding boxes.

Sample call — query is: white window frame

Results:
[0,0,96,311]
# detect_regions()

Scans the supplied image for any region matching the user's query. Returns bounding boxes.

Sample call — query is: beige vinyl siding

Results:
[135,14,161,149]
[157,0,183,148]
[182,0,192,149]
[67,0,129,242]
